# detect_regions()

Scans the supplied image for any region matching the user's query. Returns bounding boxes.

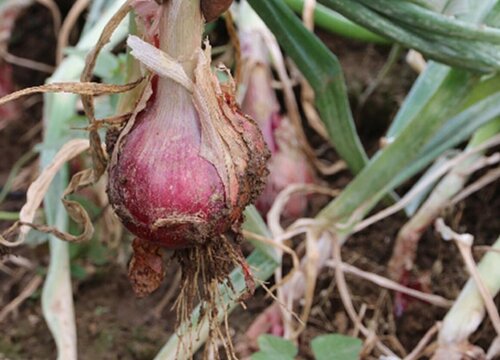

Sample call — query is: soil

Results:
[0,2,499,360]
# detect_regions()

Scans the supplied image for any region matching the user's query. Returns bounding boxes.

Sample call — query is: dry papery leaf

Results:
[0,120,129,250]
[126,35,194,91]
[79,0,133,178]
[0,139,94,248]
[0,80,143,107]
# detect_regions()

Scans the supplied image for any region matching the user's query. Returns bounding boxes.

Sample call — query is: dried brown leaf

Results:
[0,139,106,247]
[80,0,132,178]
[80,0,132,121]
[0,80,142,107]
[0,139,89,247]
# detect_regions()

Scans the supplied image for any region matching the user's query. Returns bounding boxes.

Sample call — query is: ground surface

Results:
[0,2,499,360]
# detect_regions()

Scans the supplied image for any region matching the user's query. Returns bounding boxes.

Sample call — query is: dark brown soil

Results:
[0,3,498,360]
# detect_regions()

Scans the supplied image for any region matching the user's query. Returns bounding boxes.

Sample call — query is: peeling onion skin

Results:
[108,0,268,253]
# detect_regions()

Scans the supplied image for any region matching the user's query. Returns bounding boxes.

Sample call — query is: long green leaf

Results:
[387,0,500,138]
[320,0,500,72]
[389,91,500,195]
[318,69,477,227]
[283,0,389,44]
[388,70,500,139]
[248,0,368,174]
[386,62,450,138]
[364,0,500,43]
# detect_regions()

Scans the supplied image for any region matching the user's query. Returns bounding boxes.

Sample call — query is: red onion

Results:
[108,74,228,249]
[107,0,269,297]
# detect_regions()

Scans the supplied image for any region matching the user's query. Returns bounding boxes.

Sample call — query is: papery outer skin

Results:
[193,45,269,221]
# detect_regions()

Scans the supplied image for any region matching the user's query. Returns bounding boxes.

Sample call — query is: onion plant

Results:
[0,0,499,359]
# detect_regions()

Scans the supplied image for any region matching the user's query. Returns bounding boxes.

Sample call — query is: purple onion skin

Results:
[108,80,229,249]
[109,0,269,250]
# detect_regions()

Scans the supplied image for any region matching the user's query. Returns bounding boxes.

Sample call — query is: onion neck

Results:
[150,0,203,136]
[159,0,203,78]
